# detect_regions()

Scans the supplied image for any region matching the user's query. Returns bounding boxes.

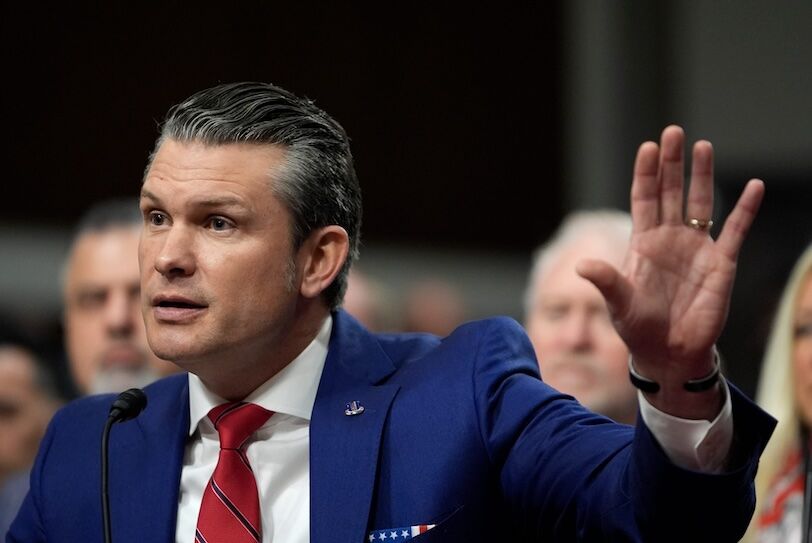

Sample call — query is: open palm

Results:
[578,125,764,385]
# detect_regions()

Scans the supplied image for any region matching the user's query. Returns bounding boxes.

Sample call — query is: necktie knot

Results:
[208,402,272,450]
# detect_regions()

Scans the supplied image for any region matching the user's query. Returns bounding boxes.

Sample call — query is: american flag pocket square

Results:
[367,524,436,541]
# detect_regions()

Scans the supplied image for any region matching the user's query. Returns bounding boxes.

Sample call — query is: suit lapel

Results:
[109,374,190,542]
[107,311,396,543]
[310,311,399,543]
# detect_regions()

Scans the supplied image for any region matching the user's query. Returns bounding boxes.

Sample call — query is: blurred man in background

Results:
[0,322,60,537]
[401,277,468,336]
[62,198,180,396]
[342,267,394,331]
[524,210,638,424]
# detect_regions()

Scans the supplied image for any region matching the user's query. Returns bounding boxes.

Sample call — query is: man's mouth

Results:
[151,295,208,322]
[152,294,206,308]
[157,300,204,309]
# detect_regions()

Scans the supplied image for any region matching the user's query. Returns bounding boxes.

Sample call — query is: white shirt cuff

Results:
[637,379,733,473]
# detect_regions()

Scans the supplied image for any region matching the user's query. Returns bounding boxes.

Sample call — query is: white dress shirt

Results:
[640,383,733,473]
[175,317,332,543]
[175,314,732,541]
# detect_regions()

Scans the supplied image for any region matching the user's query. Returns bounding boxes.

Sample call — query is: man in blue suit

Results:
[9,82,774,542]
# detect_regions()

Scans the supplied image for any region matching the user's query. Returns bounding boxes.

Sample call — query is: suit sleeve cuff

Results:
[637,379,733,473]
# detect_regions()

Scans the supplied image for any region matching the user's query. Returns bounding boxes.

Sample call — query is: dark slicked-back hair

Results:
[145,82,362,310]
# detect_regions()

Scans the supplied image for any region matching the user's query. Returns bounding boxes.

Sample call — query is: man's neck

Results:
[195,303,330,401]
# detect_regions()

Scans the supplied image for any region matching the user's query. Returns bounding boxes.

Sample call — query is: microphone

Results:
[108,388,148,422]
[101,388,147,543]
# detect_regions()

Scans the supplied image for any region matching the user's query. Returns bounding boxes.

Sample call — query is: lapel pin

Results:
[344,400,365,416]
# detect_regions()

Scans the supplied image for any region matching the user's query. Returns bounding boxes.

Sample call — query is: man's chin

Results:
[147,347,200,370]
[146,333,205,366]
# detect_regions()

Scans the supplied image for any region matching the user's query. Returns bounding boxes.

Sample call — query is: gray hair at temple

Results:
[146,82,362,310]
[523,209,632,316]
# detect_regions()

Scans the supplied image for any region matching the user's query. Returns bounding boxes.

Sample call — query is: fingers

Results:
[630,141,660,233]
[658,125,686,225]
[717,179,765,260]
[685,141,714,230]
[630,126,759,262]
[630,125,687,233]
[576,258,633,321]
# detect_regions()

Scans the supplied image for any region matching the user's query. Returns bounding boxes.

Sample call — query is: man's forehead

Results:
[543,236,626,277]
[535,243,611,302]
[0,347,37,382]
[67,228,140,282]
[536,279,605,305]
[144,139,287,186]
[73,227,140,254]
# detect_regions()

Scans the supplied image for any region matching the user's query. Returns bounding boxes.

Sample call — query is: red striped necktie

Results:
[195,402,273,543]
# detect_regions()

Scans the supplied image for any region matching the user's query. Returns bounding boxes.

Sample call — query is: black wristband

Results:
[628,349,721,394]
[628,359,661,393]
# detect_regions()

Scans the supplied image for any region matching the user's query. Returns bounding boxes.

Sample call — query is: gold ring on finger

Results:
[687,217,714,231]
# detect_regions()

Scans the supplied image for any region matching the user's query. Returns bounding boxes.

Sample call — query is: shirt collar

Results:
[187,315,332,436]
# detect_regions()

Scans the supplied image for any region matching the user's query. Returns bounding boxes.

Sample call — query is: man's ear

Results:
[298,226,350,299]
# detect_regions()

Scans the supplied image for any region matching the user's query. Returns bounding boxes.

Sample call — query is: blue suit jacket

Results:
[9,311,775,542]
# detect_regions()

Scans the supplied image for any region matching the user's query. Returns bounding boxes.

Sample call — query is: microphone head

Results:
[108,388,148,422]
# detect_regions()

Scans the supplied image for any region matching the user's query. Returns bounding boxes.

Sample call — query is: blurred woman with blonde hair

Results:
[746,242,812,542]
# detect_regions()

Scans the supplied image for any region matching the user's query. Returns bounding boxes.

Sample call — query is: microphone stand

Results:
[101,388,147,543]
[101,417,117,543]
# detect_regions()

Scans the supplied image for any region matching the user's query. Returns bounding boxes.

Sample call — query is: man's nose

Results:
[153,226,196,279]
[104,289,137,337]
[559,312,593,351]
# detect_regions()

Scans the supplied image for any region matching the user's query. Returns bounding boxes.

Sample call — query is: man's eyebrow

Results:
[139,188,160,203]
[74,284,106,294]
[190,196,247,208]
[139,190,246,209]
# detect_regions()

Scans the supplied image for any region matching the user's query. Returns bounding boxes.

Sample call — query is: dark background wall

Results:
[2,3,563,250]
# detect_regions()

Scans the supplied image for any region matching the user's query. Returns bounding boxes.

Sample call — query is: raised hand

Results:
[576,125,764,418]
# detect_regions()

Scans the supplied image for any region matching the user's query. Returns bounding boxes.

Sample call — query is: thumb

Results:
[575,258,633,320]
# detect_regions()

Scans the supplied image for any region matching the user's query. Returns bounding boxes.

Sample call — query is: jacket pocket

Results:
[410,505,465,542]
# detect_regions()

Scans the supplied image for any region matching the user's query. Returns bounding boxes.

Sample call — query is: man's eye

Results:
[541,306,568,320]
[0,401,21,418]
[128,285,141,302]
[795,322,812,339]
[208,217,233,231]
[77,291,107,310]
[148,212,167,226]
